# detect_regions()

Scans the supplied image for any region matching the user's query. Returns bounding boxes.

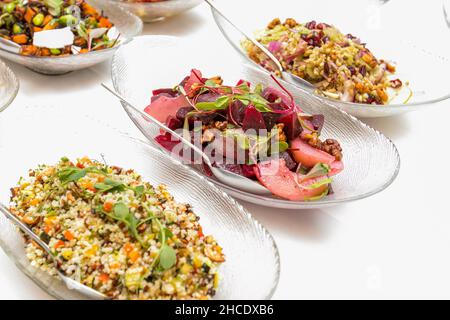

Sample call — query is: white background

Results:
[0,0,450,299]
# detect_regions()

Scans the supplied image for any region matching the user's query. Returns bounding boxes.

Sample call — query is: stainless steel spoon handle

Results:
[0,202,54,257]
[101,83,213,168]
[204,0,284,75]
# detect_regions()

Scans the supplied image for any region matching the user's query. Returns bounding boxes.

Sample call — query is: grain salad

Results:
[9,156,225,300]
[242,18,406,105]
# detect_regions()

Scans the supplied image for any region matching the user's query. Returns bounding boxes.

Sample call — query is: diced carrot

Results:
[129,250,140,263]
[43,20,58,30]
[45,216,57,226]
[80,181,96,192]
[96,175,105,183]
[63,230,74,241]
[12,34,28,44]
[197,226,204,238]
[123,243,133,254]
[22,214,38,225]
[82,3,98,16]
[98,273,109,283]
[54,240,65,249]
[386,63,396,73]
[103,201,113,213]
[98,17,112,28]
[66,191,75,202]
[42,15,53,26]
[24,7,36,24]
[44,225,51,234]
[39,47,51,56]
[377,89,388,102]
[33,27,42,33]
[30,198,40,206]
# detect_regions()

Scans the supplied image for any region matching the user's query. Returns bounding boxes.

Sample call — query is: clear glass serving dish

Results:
[111,0,203,23]
[211,0,450,118]
[111,35,401,209]
[0,59,19,112]
[0,0,143,75]
[0,104,280,300]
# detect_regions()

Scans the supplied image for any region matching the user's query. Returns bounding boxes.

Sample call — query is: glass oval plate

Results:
[0,59,19,112]
[111,35,400,209]
[211,0,450,118]
[0,0,143,75]
[0,104,280,300]
[111,0,203,23]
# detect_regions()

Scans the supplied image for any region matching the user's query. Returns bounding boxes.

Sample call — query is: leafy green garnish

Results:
[159,245,177,270]
[57,166,105,184]
[195,96,230,111]
[94,178,125,193]
[303,163,331,180]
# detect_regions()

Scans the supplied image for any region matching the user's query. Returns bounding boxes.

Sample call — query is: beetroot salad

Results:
[144,69,344,201]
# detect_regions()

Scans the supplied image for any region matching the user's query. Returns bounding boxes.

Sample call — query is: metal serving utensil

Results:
[0,202,110,300]
[204,0,315,91]
[102,84,272,195]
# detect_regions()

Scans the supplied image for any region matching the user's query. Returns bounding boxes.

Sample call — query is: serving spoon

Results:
[0,202,110,300]
[101,84,272,195]
[204,0,315,91]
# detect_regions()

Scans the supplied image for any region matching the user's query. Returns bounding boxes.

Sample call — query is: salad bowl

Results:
[0,104,280,300]
[111,0,203,23]
[0,0,143,75]
[211,0,450,118]
[111,35,400,209]
[0,59,19,112]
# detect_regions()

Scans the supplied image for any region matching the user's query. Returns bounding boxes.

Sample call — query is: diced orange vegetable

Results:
[33,27,42,33]
[39,48,51,56]
[76,162,85,169]
[43,20,58,31]
[377,89,388,102]
[98,17,112,28]
[80,181,96,192]
[24,7,36,24]
[54,240,65,249]
[124,243,134,254]
[386,63,396,73]
[98,273,110,283]
[30,198,40,206]
[129,250,140,263]
[45,216,57,226]
[197,226,204,238]
[63,230,74,241]
[22,214,39,225]
[12,34,28,44]
[44,225,51,234]
[82,3,98,17]
[42,15,53,26]
[66,191,75,202]
[103,201,113,213]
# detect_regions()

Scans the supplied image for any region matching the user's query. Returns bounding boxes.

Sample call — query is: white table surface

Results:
[0,0,450,300]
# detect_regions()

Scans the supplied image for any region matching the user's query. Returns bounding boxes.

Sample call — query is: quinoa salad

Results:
[9,156,225,300]
[242,18,406,105]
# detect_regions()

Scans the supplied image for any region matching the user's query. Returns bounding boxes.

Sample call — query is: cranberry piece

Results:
[305,20,317,30]
[359,65,367,77]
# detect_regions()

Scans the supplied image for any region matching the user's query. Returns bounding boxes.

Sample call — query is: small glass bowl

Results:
[0,0,143,75]
[111,35,401,210]
[0,104,280,299]
[0,59,19,112]
[211,0,450,118]
[111,0,203,23]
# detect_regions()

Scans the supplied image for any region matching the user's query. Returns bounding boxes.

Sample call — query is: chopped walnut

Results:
[306,136,343,161]
[214,121,228,131]
[268,18,281,29]
[201,129,215,144]
[276,123,287,142]
[284,18,298,28]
